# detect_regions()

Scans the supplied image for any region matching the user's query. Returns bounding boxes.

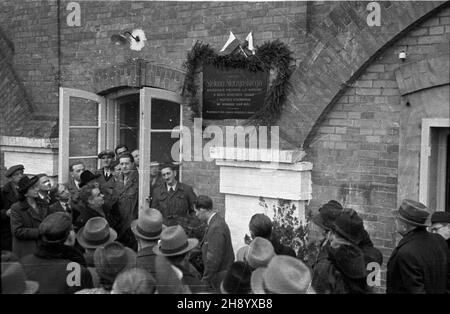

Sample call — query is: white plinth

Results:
[213,147,313,252]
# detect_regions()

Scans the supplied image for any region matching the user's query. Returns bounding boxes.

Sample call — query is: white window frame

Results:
[139,87,184,210]
[58,87,106,183]
[419,118,450,209]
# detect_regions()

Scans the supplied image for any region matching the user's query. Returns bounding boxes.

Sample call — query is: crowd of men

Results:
[1,144,449,294]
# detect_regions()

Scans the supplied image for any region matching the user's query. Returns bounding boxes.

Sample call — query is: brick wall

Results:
[305,5,450,289]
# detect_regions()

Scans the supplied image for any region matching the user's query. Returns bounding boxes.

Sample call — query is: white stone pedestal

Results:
[211,148,313,253]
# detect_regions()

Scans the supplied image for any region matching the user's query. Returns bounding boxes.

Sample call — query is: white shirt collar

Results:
[167,182,177,192]
[207,212,217,226]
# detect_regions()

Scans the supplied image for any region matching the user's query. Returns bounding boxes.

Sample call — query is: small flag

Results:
[219,31,240,56]
[245,32,255,55]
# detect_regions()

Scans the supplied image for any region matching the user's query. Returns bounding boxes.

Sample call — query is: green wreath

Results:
[182,40,294,125]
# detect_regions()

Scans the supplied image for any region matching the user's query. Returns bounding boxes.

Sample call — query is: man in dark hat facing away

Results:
[387,199,449,294]
[1,165,24,251]
[430,211,450,250]
[21,212,93,293]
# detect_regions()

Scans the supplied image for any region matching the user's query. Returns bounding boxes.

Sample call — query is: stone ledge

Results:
[216,160,313,172]
[210,147,306,164]
[0,136,58,149]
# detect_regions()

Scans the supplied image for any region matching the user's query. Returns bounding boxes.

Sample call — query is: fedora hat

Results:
[76,217,117,249]
[153,225,198,257]
[217,261,252,294]
[98,150,115,159]
[246,237,276,269]
[430,211,450,224]
[1,262,39,294]
[392,199,430,227]
[131,208,166,240]
[331,210,365,245]
[94,242,137,282]
[5,164,24,178]
[312,200,343,230]
[39,212,73,244]
[17,175,39,195]
[251,255,312,294]
[79,170,101,188]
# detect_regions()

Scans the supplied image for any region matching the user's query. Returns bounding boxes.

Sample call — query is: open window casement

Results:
[59,87,106,184]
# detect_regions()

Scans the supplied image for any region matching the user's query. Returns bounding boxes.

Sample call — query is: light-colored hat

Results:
[76,217,117,249]
[246,237,275,269]
[1,262,39,294]
[251,255,312,294]
[153,225,198,257]
[131,208,166,240]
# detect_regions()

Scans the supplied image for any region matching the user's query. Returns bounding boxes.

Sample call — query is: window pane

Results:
[151,99,180,130]
[68,158,98,175]
[69,128,98,157]
[70,97,98,126]
[120,98,139,128]
[120,128,139,152]
[151,132,180,164]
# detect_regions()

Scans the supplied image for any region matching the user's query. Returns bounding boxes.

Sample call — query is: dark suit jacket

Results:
[200,213,235,284]
[114,170,139,233]
[151,182,196,225]
[21,243,93,294]
[136,245,158,276]
[387,228,449,294]
[1,181,19,210]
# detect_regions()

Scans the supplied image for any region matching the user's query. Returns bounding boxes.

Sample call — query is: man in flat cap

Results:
[96,150,116,196]
[1,165,25,251]
[387,199,449,294]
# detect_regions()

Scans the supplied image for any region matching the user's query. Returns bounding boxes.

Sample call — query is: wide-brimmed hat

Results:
[17,175,39,195]
[5,164,24,178]
[391,199,430,227]
[331,210,365,245]
[251,255,312,294]
[76,217,117,249]
[153,225,198,257]
[131,208,166,240]
[246,237,276,269]
[1,262,39,294]
[430,211,450,224]
[214,261,252,294]
[79,170,101,188]
[94,241,137,282]
[39,212,73,244]
[312,200,343,230]
[98,150,115,159]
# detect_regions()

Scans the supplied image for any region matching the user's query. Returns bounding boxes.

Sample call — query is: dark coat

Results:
[10,200,53,259]
[72,203,105,232]
[311,243,370,294]
[136,245,158,276]
[1,181,20,210]
[387,228,449,294]
[114,170,139,233]
[21,242,93,294]
[95,168,118,210]
[151,182,196,226]
[200,214,235,284]
[0,191,12,251]
[172,261,210,294]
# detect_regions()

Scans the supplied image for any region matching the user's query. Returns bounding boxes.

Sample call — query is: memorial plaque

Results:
[202,64,269,120]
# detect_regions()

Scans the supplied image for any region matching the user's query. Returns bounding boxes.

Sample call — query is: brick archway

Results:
[279,0,447,149]
[93,58,185,95]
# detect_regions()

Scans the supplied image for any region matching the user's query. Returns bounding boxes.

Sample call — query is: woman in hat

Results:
[311,210,370,294]
[10,175,54,259]
[76,241,136,294]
